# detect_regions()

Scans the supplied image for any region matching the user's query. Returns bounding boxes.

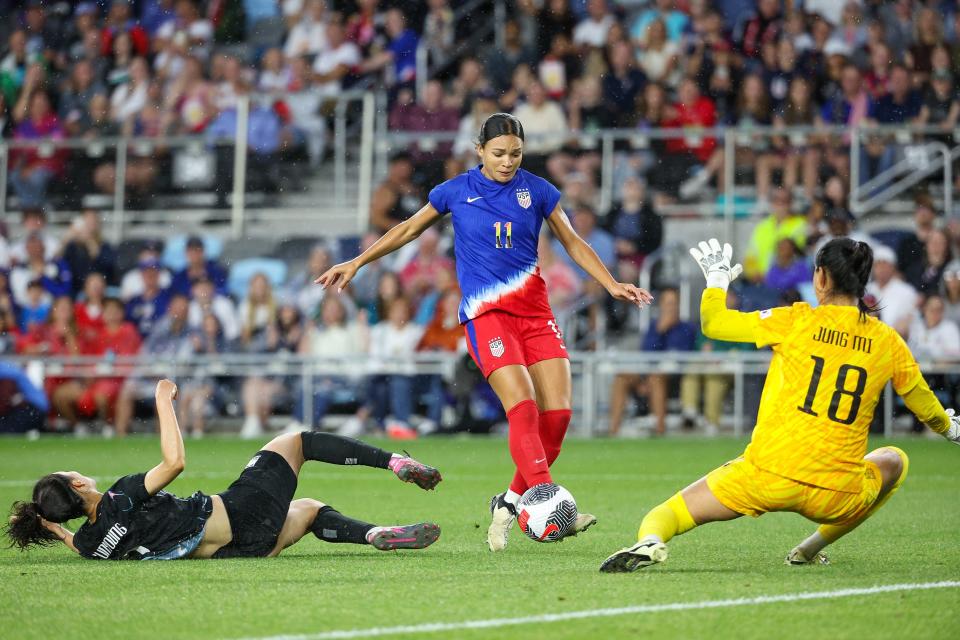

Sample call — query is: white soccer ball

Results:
[516,482,578,543]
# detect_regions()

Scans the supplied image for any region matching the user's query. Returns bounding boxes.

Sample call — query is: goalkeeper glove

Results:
[689,238,743,291]
[943,409,960,445]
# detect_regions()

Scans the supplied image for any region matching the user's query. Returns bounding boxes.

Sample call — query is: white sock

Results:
[504,489,522,506]
[640,534,663,545]
[796,531,828,559]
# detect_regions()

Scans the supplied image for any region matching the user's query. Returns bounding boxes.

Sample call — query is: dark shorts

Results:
[212,450,298,559]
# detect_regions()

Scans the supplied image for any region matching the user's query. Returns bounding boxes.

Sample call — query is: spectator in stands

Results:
[389,80,460,186]
[907,7,944,88]
[53,297,141,435]
[259,47,289,93]
[166,55,214,133]
[771,76,819,203]
[61,209,117,293]
[282,244,331,320]
[188,275,239,342]
[447,55,492,111]
[366,296,423,439]
[907,293,960,364]
[904,228,953,296]
[744,187,806,280]
[663,77,718,200]
[17,279,49,332]
[817,62,871,177]
[917,68,960,140]
[423,0,455,70]
[399,227,454,306]
[740,0,781,60]
[110,56,150,125]
[171,235,228,297]
[679,288,752,436]
[125,257,171,337]
[10,86,66,208]
[294,294,367,432]
[240,302,305,439]
[284,0,328,60]
[361,8,418,90]
[346,0,384,54]
[140,0,177,37]
[115,293,193,436]
[513,80,569,174]
[637,19,680,88]
[573,0,615,50]
[177,312,229,438]
[866,244,919,336]
[897,199,938,274]
[864,40,893,99]
[243,0,285,50]
[538,232,582,315]
[631,0,689,46]
[16,295,81,420]
[105,30,135,88]
[312,19,361,99]
[727,73,776,199]
[102,0,150,59]
[157,0,214,63]
[10,207,59,263]
[764,238,811,295]
[811,196,873,256]
[75,272,108,339]
[608,176,662,282]
[608,288,696,436]
[10,233,71,306]
[369,152,423,234]
[365,270,403,326]
[602,40,646,126]
[120,241,169,299]
[484,18,534,93]
[237,272,277,354]
[414,287,462,434]
[555,205,616,279]
[58,59,106,136]
[537,0,576,58]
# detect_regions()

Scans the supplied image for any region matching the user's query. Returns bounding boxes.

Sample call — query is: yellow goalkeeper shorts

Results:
[705,457,882,525]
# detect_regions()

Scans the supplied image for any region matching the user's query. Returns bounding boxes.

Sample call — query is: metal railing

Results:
[7,351,959,438]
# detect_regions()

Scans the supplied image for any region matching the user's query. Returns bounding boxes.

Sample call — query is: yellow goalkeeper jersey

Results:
[700,288,948,493]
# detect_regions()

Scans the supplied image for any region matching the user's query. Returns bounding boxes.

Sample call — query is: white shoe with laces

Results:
[487,492,517,552]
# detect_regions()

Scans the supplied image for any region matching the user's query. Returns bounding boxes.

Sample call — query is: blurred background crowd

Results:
[1,0,959,440]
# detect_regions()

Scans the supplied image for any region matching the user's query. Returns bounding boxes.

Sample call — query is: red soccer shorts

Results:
[464,310,568,378]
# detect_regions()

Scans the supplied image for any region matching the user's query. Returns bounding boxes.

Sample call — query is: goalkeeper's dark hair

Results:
[5,474,85,551]
[814,238,878,322]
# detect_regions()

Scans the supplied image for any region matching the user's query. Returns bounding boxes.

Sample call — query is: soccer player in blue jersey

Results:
[319,114,653,551]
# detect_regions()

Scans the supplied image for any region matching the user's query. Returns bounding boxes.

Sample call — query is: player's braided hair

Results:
[814,238,879,322]
[5,474,86,551]
[477,113,524,146]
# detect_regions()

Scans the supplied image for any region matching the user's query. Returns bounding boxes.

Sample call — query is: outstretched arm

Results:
[144,379,185,495]
[546,205,653,306]
[699,288,759,343]
[316,203,443,292]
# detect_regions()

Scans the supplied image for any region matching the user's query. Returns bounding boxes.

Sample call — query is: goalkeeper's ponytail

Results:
[815,238,879,323]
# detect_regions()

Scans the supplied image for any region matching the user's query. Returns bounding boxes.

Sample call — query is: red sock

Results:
[506,399,551,492]
[509,408,571,495]
[540,409,571,464]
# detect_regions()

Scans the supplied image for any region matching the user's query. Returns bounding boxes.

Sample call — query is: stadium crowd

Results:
[2,0,960,438]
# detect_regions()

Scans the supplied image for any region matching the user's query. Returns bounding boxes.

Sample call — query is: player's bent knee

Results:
[868,446,909,486]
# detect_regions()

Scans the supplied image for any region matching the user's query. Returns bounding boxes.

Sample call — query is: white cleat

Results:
[487,493,517,552]
[599,540,668,573]
[785,548,830,565]
[564,513,598,538]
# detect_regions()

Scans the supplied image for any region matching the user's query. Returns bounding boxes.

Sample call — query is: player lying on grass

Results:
[5,379,442,560]
[601,238,960,573]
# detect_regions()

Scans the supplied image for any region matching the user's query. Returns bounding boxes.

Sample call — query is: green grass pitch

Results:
[1,435,958,640]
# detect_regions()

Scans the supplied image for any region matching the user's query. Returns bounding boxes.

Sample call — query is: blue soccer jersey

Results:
[429,166,562,323]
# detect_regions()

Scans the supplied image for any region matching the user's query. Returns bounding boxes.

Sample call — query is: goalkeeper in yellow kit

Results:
[600,238,960,573]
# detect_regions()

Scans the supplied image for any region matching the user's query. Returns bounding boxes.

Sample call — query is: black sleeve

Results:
[106,473,150,507]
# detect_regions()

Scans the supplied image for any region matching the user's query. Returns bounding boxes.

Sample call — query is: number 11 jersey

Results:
[429,165,562,323]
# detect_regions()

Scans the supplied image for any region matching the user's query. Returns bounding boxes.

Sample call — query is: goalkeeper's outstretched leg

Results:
[786,446,909,565]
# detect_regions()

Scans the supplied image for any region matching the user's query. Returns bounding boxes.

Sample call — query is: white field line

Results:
[234,581,960,640]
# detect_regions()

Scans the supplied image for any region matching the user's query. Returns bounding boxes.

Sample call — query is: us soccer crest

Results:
[516,188,531,209]
[489,337,505,358]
